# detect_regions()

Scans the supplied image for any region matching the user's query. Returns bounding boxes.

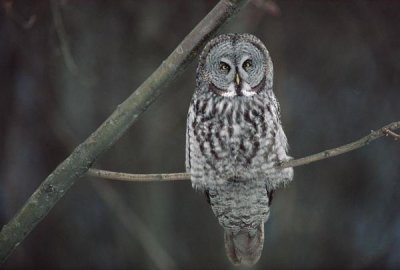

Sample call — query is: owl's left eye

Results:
[242,59,253,70]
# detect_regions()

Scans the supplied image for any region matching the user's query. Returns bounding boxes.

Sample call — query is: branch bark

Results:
[86,121,400,182]
[0,0,250,263]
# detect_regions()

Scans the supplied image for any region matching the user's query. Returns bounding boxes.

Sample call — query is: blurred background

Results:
[1,0,400,269]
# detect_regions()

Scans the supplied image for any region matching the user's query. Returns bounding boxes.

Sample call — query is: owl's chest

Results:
[194,107,269,168]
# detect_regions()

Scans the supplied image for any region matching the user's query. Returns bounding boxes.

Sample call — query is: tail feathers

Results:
[224,224,264,266]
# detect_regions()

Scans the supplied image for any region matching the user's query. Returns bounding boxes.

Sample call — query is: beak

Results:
[235,73,241,86]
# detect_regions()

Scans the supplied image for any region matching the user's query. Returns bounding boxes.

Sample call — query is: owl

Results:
[185,33,293,266]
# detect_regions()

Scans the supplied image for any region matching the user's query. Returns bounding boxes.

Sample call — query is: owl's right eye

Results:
[219,62,230,73]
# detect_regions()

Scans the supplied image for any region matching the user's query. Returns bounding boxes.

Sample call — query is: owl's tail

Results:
[224,224,264,266]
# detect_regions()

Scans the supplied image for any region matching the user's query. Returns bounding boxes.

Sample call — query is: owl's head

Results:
[197,33,273,97]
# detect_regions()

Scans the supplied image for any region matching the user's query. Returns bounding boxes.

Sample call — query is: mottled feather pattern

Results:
[186,33,293,265]
[187,90,291,190]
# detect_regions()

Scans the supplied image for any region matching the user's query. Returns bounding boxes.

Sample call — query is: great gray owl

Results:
[186,33,293,266]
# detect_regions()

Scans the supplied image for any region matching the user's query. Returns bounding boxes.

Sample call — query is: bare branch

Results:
[0,0,250,263]
[87,169,190,182]
[87,121,400,182]
[50,0,78,74]
[3,1,37,29]
[281,121,400,168]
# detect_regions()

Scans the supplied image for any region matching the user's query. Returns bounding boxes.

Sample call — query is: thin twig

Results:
[281,121,400,168]
[0,0,250,263]
[3,1,37,29]
[50,0,78,74]
[87,121,400,182]
[87,169,190,182]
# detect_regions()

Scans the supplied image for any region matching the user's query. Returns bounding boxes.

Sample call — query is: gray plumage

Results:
[186,33,293,266]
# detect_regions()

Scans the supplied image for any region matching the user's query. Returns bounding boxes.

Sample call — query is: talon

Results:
[383,127,400,140]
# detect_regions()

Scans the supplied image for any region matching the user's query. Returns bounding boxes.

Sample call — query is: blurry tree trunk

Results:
[0,3,71,265]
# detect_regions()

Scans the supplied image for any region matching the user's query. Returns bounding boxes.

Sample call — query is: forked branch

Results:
[87,121,400,182]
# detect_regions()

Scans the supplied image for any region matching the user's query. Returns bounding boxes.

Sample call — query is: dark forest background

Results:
[1,0,399,269]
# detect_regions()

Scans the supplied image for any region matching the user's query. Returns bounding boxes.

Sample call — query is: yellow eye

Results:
[243,59,252,69]
[219,62,230,72]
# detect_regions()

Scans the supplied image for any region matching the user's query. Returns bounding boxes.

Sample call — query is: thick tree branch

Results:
[0,0,250,263]
[87,121,400,182]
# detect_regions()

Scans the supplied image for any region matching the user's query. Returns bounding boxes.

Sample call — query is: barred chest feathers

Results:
[188,91,284,187]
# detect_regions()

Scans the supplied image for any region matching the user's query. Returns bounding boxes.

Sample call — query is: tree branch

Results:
[0,0,250,263]
[86,121,400,182]
[51,0,78,74]
[87,169,190,182]
[280,121,400,168]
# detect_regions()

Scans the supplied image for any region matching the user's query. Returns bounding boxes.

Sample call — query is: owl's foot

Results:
[383,128,400,140]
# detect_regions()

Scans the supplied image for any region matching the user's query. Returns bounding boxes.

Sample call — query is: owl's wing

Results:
[268,92,289,152]
[185,96,209,191]
[264,92,294,189]
[185,99,195,173]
